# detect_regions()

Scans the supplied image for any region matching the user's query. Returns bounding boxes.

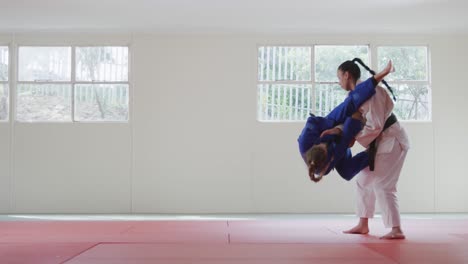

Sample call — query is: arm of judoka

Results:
[320,124,344,138]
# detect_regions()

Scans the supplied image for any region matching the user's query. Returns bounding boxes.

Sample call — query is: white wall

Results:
[0,33,467,213]
[432,37,468,212]
[0,125,10,213]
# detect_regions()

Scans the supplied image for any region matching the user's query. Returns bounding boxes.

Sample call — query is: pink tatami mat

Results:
[1,216,467,264]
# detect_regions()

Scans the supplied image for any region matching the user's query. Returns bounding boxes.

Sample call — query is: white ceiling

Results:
[0,0,467,34]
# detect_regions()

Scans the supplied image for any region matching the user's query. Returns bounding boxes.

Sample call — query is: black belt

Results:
[368,113,398,171]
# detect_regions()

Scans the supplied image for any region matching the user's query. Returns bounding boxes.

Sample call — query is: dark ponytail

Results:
[352,58,397,101]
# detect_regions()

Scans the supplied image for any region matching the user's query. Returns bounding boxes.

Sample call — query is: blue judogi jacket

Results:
[298,77,377,180]
[319,117,368,180]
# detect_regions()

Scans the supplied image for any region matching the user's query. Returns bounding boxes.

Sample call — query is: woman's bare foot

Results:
[380,227,405,239]
[374,60,394,83]
[383,60,395,74]
[343,218,370,235]
[343,224,370,234]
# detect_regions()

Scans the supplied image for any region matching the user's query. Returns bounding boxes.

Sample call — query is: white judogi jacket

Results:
[356,86,410,153]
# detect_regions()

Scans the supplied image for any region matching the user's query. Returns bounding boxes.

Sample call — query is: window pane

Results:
[378,46,428,81]
[74,84,129,122]
[76,47,129,82]
[0,46,8,81]
[18,47,71,81]
[0,83,8,121]
[315,45,370,82]
[258,47,311,81]
[391,83,431,121]
[315,84,348,116]
[258,84,312,121]
[16,84,72,122]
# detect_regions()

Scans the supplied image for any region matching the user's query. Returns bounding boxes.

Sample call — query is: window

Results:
[378,46,430,121]
[257,46,312,121]
[314,45,370,116]
[257,45,369,121]
[257,44,431,122]
[75,47,129,121]
[17,46,129,122]
[17,47,72,122]
[0,46,9,121]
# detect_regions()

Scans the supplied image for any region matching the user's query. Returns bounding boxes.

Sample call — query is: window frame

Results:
[73,45,130,123]
[313,44,371,117]
[256,43,432,122]
[376,45,432,121]
[15,44,131,123]
[256,45,314,122]
[16,45,73,123]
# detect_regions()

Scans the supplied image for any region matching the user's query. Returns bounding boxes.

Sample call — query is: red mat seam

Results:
[228,220,230,245]
[361,243,400,263]
[60,242,101,264]
[95,242,229,245]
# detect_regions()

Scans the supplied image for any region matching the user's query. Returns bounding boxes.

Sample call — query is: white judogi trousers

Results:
[354,85,410,228]
[355,123,409,228]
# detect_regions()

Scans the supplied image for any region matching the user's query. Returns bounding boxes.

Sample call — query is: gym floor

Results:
[1,214,467,264]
